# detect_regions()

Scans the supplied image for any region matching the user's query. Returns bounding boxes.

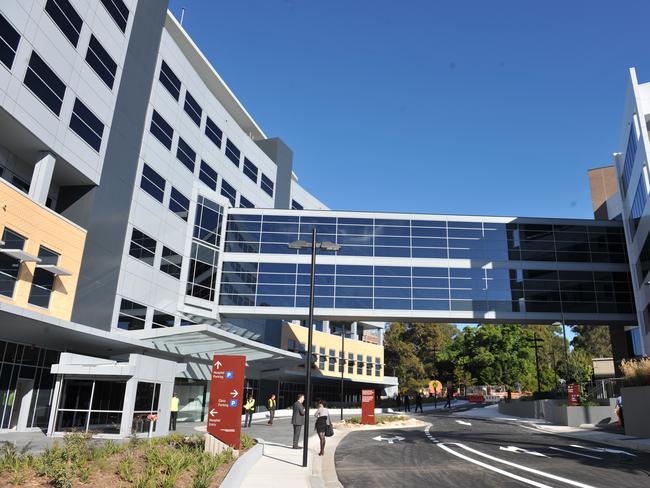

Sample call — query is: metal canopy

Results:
[128,324,302,369]
[35,264,72,276]
[0,249,41,262]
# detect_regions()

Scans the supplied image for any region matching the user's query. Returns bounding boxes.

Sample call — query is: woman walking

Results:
[314,399,331,456]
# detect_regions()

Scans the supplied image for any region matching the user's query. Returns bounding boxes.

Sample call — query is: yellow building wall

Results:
[281,323,384,382]
[0,180,86,320]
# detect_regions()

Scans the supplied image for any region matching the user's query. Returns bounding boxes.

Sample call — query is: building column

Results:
[119,378,138,437]
[351,322,358,340]
[28,153,55,205]
[46,375,63,437]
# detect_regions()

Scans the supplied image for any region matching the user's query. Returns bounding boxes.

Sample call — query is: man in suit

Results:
[291,393,305,449]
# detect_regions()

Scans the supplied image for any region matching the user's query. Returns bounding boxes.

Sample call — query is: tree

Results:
[570,325,612,358]
[402,323,457,378]
[383,323,426,392]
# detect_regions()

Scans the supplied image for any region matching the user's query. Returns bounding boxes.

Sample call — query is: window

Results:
[375,357,381,377]
[160,246,181,279]
[243,158,258,183]
[116,298,146,330]
[152,311,175,328]
[0,13,20,70]
[348,353,354,374]
[366,355,373,375]
[630,174,648,236]
[319,347,326,370]
[183,90,202,126]
[24,51,66,115]
[176,137,196,172]
[292,200,303,210]
[239,195,254,208]
[328,349,336,372]
[261,174,274,197]
[339,351,345,373]
[28,247,59,308]
[11,175,29,194]
[56,379,126,433]
[357,354,363,375]
[169,187,189,221]
[225,139,240,167]
[150,110,173,149]
[621,125,638,196]
[205,117,222,147]
[193,196,224,247]
[0,228,25,298]
[186,242,218,301]
[140,164,165,202]
[85,34,117,89]
[199,160,218,190]
[129,228,156,266]
[45,0,82,47]
[132,382,160,433]
[221,179,237,207]
[100,0,129,33]
[159,60,180,100]
[69,98,104,151]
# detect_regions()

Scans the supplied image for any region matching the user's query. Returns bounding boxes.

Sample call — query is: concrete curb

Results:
[220,441,264,488]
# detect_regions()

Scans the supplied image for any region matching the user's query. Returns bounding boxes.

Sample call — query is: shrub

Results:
[620,358,650,387]
[117,456,135,483]
[240,434,256,451]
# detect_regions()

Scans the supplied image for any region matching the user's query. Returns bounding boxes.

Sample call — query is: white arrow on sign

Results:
[230,389,239,398]
[372,435,404,444]
[214,360,222,369]
[456,420,472,426]
[209,408,218,417]
[499,445,548,457]
[569,444,636,457]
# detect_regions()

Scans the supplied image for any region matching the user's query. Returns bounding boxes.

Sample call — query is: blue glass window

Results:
[621,126,638,196]
[205,117,222,147]
[225,139,240,167]
[199,160,217,190]
[243,158,258,182]
[0,13,20,70]
[140,164,165,202]
[221,179,237,207]
[183,90,202,126]
[169,187,189,221]
[159,60,180,100]
[261,174,274,197]
[176,137,196,172]
[150,110,173,149]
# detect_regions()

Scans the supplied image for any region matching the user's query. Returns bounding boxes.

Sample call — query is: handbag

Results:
[325,414,334,437]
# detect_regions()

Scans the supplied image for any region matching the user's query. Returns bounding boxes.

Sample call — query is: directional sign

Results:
[499,445,548,457]
[207,355,245,449]
[361,389,375,425]
[373,435,404,444]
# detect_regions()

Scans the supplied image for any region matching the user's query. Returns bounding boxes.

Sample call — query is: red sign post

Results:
[361,389,375,425]
[207,355,246,449]
[567,383,581,406]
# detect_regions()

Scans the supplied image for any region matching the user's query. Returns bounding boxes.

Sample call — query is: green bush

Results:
[240,434,256,451]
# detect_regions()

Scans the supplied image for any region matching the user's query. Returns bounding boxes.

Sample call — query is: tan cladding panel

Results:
[588,166,618,219]
[0,181,86,320]
[281,323,383,381]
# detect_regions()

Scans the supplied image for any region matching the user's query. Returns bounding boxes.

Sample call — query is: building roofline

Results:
[165,11,267,141]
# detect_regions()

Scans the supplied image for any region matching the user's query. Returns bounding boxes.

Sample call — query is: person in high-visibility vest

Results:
[170,392,179,431]
[267,394,277,425]
[243,394,255,428]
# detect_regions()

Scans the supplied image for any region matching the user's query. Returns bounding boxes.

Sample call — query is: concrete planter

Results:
[621,385,650,438]
[498,398,617,427]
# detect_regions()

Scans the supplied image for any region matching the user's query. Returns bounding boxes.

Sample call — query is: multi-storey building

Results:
[0,0,642,439]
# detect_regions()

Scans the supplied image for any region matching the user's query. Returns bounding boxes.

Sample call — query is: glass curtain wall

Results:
[55,379,126,433]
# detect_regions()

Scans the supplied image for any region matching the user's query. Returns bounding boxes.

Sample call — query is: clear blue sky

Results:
[168,0,649,218]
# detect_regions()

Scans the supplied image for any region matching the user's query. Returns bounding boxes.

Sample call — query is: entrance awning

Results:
[127,324,302,371]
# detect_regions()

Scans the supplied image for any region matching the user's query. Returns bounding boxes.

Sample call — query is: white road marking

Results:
[548,446,602,460]
[499,445,548,457]
[439,442,598,488]
[456,420,472,426]
[569,444,636,457]
[372,435,404,444]
[436,442,554,488]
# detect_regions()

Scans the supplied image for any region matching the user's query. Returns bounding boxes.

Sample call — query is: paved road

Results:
[335,414,650,488]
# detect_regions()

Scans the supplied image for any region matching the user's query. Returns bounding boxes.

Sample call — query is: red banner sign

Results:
[361,389,375,425]
[567,383,581,406]
[207,355,246,449]
[467,395,485,404]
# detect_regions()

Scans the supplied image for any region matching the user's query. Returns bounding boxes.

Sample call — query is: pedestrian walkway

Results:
[451,403,650,453]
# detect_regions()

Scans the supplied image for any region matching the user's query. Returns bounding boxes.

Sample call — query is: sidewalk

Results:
[451,403,650,453]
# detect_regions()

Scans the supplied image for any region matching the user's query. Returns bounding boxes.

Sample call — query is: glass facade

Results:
[219,211,634,317]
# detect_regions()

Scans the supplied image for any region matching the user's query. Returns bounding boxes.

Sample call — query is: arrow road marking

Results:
[548,446,602,460]
[372,435,404,444]
[213,360,222,369]
[456,420,472,426]
[569,444,636,457]
[209,408,218,417]
[230,389,239,398]
[499,446,548,457]
[436,442,598,488]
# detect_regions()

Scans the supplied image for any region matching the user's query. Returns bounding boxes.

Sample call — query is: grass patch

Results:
[0,432,251,487]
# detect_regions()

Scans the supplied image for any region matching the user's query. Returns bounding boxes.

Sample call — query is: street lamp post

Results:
[340,326,345,421]
[288,229,340,468]
[552,318,571,387]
